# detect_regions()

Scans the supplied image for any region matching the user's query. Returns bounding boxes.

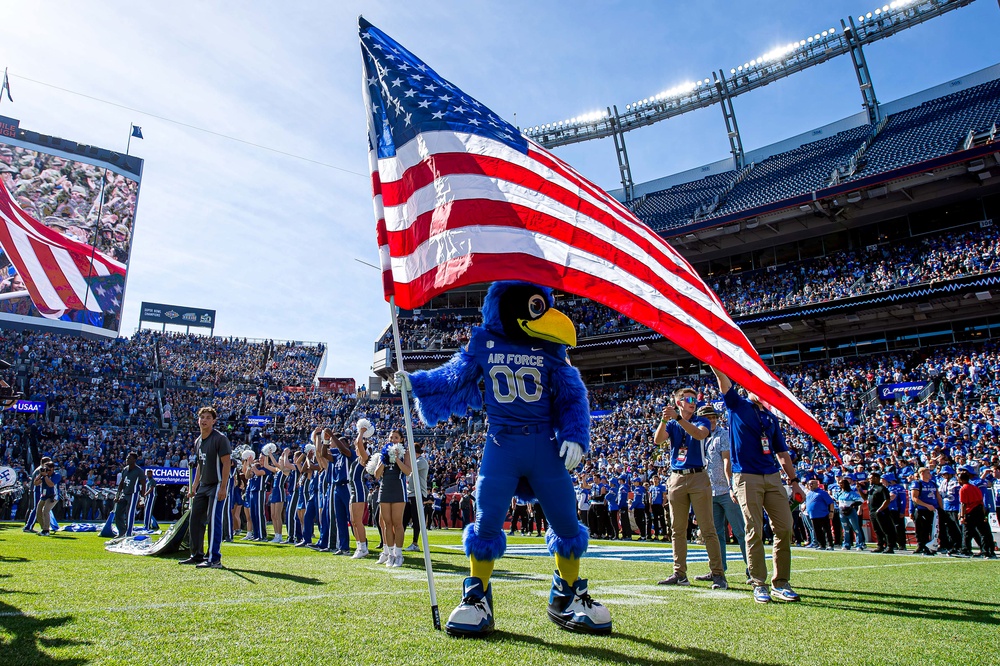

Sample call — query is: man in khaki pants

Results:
[711,366,805,604]
[653,387,727,589]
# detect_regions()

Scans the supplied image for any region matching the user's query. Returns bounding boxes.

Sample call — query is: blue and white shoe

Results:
[772,586,801,603]
[547,571,612,635]
[445,577,494,638]
[753,586,772,604]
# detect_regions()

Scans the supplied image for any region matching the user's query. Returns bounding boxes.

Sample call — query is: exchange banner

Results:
[148,467,190,485]
[247,415,274,427]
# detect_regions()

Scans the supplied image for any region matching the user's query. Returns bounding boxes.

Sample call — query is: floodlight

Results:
[883,5,889,11]
[730,68,736,74]
[866,12,873,18]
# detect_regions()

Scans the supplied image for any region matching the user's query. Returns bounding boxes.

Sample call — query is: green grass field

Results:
[1,523,996,666]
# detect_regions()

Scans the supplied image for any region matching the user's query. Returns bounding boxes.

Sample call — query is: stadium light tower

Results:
[523,0,977,199]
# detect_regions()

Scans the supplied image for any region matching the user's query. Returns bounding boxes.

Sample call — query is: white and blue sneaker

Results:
[772,586,801,603]
[445,577,495,638]
[547,572,612,635]
[753,586,772,604]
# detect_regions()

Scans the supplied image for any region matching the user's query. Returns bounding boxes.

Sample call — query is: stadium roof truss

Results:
[522,0,976,200]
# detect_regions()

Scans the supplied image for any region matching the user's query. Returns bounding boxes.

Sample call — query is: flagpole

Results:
[389,295,441,631]
[126,124,133,156]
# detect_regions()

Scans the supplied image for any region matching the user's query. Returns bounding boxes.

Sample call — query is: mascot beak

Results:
[518,308,577,347]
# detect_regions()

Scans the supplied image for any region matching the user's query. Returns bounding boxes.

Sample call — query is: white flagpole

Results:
[389,295,441,630]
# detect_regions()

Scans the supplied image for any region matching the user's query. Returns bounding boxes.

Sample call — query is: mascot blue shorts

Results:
[401,281,611,637]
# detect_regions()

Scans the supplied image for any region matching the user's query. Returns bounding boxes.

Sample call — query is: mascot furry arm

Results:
[402,282,589,455]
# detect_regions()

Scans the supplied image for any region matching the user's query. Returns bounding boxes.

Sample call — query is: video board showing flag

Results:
[0,118,142,337]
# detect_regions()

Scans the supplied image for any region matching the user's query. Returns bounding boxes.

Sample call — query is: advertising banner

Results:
[140,302,215,328]
[247,415,274,427]
[877,382,929,401]
[148,467,190,485]
[5,400,45,413]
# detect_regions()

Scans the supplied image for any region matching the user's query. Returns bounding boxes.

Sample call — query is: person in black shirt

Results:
[867,472,895,554]
[114,452,145,538]
[180,407,232,568]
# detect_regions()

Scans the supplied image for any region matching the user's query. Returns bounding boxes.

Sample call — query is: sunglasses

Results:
[678,397,697,405]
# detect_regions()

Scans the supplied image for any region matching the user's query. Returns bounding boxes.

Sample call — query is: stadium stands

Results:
[631,77,1000,231]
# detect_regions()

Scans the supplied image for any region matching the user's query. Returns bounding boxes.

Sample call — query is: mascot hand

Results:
[559,441,583,471]
[394,371,412,394]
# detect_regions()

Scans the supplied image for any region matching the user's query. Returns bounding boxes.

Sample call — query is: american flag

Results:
[360,18,835,456]
[0,179,126,318]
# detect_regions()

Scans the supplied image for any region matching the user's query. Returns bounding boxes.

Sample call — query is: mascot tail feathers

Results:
[463,523,507,562]
[546,523,589,559]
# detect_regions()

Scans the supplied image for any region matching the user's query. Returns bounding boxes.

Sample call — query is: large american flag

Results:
[360,19,835,456]
[0,179,126,318]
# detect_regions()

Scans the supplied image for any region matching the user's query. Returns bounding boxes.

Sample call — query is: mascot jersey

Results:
[469,328,560,427]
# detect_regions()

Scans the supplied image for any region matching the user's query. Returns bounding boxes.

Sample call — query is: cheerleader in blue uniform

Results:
[260,444,285,543]
[350,421,373,558]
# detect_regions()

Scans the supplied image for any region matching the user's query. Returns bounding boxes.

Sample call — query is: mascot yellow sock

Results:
[555,553,580,584]
[471,556,495,588]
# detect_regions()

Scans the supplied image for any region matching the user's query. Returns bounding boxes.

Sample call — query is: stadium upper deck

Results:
[623,64,1000,233]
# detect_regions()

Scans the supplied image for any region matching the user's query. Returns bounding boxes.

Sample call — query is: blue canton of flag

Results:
[359,17,526,159]
[86,273,125,314]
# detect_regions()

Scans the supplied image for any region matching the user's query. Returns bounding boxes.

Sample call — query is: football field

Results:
[0,523,995,666]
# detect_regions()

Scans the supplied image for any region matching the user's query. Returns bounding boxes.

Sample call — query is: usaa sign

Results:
[140,302,216,329]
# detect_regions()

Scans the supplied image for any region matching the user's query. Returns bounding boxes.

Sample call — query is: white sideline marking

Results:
[795,560,963,574]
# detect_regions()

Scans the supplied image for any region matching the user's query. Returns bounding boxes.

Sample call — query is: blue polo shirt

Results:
[911,480,939,511]
[631,485,647,510]
[662,417,711,470]
[649,483,665,506]
[723,386,787,475]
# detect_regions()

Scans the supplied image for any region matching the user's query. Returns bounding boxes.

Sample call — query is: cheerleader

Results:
[282,448,299,544]
[313,428,333,551]
[371,429,411,568]
[244,450,269,541]
[231,469,246,538]
[260,444,285,543]
[350,420,373,559]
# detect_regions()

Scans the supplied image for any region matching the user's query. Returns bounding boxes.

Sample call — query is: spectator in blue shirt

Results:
[648,475,667,541]
[911,467,943,555]
[711,367,804,605]
[805,480,836,551]
[833,478,866,550]
[654,386,726,589]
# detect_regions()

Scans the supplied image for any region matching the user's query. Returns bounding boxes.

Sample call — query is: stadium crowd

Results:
[3,308,1000,561]
[378,224,1000,351]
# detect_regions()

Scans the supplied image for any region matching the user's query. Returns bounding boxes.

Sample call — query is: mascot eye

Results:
[527,294,547,319]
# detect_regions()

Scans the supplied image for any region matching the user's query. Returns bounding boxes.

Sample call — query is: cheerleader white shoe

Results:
[351,543,369,559]
[376,550,390,565]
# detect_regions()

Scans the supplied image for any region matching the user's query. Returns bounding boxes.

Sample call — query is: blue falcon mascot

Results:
[396,281,612,637]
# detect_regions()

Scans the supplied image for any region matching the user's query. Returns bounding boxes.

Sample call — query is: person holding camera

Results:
[35,462,57,536]
[114,452,145,538]
[653,388,726,589]
[22,456,51,533]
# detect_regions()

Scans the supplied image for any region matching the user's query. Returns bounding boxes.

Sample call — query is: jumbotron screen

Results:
[0,116,142,336]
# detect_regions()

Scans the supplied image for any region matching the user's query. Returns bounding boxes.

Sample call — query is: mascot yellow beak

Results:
[518,308,577,347]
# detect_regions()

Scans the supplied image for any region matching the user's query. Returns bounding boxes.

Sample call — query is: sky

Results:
[1,0,998,384]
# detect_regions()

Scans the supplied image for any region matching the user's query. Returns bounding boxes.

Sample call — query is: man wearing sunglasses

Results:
[653,387,727,589]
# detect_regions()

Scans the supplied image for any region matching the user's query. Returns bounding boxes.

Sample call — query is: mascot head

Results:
[481,281,577,347]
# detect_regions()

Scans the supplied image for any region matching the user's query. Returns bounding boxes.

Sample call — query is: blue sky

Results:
[2,1,997,384]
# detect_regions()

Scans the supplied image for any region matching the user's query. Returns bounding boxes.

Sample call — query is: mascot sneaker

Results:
[547,572,612,635]
[445,577,495,638]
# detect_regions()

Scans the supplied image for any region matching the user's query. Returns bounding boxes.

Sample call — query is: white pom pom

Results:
[365,456,381,477]
[241,450,256,461]
[261,443,276,456]
[356,418,374,439]
[305,443,316,455]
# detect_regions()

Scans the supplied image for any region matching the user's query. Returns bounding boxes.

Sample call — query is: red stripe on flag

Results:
[28,240,87,310]
[383,252,832,451]
[381,196,758,361]
[377,153,714,299]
